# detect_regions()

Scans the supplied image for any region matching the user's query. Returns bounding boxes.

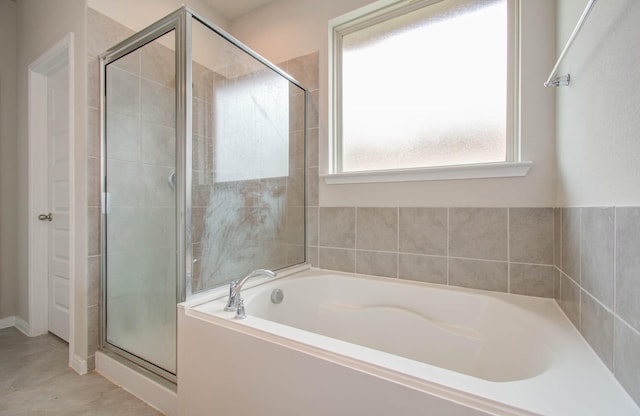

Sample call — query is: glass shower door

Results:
[103,30,177,376]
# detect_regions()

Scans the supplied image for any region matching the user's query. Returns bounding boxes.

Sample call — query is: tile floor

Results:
[0,327,161,415]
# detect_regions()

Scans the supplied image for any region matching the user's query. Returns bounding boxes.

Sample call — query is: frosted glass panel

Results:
[190,19,305,294]
[341,0,507,172]
[104,31,177,375]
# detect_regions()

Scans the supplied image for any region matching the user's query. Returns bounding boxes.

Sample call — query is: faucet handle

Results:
[234,297,246,320]
[224,280,239,311]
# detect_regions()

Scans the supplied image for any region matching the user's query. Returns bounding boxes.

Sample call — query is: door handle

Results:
[38,213,53,222]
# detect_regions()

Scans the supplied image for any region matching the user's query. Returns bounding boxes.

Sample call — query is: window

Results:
[329,0,526,182]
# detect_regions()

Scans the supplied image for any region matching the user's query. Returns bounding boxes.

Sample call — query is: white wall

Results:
[16,0,87,361]
[232,0,557,207]
[0,0,18,321]
[87,0,230,33]
[556,0,640,207]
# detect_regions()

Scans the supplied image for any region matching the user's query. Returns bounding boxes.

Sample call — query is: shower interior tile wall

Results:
[190,49,308,293]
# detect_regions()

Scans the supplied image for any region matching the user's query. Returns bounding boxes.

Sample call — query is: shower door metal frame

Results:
[99,8,188,383]
[99,7,308,383]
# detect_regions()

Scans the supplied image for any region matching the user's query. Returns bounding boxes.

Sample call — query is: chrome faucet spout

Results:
[224,269,277,317]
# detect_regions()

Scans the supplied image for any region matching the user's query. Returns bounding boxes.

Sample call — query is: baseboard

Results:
[0,316,16,330]
[70,354,89,375]
[14,317,31,336]
[96,351,177,415]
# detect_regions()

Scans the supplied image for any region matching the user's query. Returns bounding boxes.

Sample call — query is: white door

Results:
[45,63,71,342]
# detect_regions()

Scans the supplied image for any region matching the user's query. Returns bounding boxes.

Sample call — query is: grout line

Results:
[612,207,618,314]
[448,256,509,264]
[396,207,400,279]
[446,207,450,286]
[578,207,582,331]
[354,207,358,273]
[612,208,618,372]
[507,208,511,294]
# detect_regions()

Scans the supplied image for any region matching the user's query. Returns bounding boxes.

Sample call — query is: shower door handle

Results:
[38,212,53,222]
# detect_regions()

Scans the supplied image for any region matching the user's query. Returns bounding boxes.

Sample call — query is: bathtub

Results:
[178,268,639,415]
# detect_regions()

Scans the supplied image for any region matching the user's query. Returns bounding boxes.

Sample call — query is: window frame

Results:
[327,0,526,183]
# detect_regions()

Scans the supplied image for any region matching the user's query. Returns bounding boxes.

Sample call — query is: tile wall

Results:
[555,207,640,405]
[307,207,556,298]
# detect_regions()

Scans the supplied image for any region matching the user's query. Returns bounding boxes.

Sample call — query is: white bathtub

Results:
[178,269,639,415]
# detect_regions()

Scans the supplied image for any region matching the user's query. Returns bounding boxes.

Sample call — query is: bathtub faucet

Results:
[224,269,277,319]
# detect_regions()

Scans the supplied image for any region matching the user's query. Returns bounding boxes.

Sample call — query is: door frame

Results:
[27,33,76,359]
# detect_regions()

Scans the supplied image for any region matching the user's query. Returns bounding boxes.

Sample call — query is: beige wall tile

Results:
[88,207,101,257]
[614,317,640,406]
[449,208,507,261]
[87,56,100,109]
[399,207,447,256]
[286,52,319,91]
[449,258,508,292]
[554,267,561,299]
[561,208,580,281]
[307,246,319,267]
[319,207,355,248]
[87,256,101,308]
[106,160,142,207]
[356,250,397,278]
[107,111,141,162]
[88,304,100,357]
[141,38,175,88]
[581,207,614,308]
[87,107,100,158]
[615,207,640,332]
[307,90,319,129]
[306,207,318,247]
[580,292,614,370]
[107,67,140,116]
[192,61,214,103]
[398,254,446,284]
[192,98,212,138]
[87,157,101,208]
[307,167,318,207]
[319,248,355,273]
[87,8,134,57]
[510,263,554,298]
[142,165,174,208]
[356,208,397,252]
[307,128,319,169]
[554,208,561,267]
[509,208,554,265]
[291,129,305,170]
[559,272,580,328]
[141,79,175,128]
[111,48,141,75]
[141,123,175,168]
[289,92,305,131]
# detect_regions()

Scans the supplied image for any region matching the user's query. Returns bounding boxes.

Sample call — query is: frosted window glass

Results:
[341,0,507,172]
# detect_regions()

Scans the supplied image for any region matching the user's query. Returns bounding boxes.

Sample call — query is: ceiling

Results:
[201,0,277,21]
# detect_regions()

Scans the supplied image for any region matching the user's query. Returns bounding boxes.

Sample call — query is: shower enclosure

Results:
[100,7,306,381]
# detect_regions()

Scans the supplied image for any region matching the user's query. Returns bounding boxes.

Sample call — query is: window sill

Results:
[322,161,532,185]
